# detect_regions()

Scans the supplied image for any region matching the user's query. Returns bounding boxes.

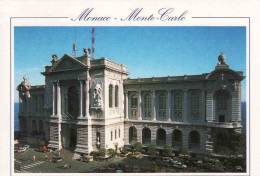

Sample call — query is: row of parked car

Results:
[14,144,30,153]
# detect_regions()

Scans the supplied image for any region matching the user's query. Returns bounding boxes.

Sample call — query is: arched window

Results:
[115,85,119,107]
[174,90,183,121]
[109,84,113,108]
[172,129,182,148]
[130,94,138,119]
[189,131,200,149]
[156,128,166,146]
[143,93,151,119]
[142,127,151,144]
[158,91,167,120]
[129,126,137,144]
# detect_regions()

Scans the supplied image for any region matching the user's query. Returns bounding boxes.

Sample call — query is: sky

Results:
[14,26,246,102]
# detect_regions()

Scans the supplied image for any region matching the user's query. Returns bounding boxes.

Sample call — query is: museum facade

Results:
[17,49,244,155]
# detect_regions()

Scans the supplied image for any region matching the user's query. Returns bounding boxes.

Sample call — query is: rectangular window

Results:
[115,129,117,139]
[158,91,167,120]
[111,131,113,141]
[174,90,183,121]
[119,129,120,138]
[143,92,152,119]
[190,90,200,119]
[130,94,138,119]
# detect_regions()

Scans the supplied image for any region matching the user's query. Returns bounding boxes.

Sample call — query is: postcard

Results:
[0,0,259,175]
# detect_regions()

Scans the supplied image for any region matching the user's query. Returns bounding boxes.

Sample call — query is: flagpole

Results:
[91,27,95,60]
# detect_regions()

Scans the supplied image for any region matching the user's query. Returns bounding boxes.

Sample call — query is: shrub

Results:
[107,148,116,157]
[179,147,189,155]
[132,142,143,152]
[147,144,157,156]
[90,148,106,158]
[162,144,172,157]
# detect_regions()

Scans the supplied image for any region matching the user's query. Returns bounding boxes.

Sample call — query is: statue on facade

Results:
[91,83,103,110]
[17,76,31,102]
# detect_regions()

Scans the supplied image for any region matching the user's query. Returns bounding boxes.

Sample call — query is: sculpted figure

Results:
[83,48,91,57]
[218,53,226,65]
[17,76,31,102]
[92,83,103,109]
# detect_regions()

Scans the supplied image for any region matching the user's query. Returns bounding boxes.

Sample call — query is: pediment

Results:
[53,55,86,72]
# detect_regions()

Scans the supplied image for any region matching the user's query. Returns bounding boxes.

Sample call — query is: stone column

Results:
[125,91,128,120]
[138,90,142,120]
[152,90,156,121]
[85,79,90,119]
[52,82,56,116]
[57,82,61,117]
[56,81,62,150]
[79,80,83,118]
[167,90,172,122]
[183,89,188,123]
[182,129,189,150]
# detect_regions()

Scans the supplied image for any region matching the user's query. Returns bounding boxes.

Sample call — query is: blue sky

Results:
[14,26,246,102]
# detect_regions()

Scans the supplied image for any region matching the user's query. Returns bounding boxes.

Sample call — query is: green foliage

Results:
[90,148,106,158]
[107,148,116,157]
[132,142,143,152]
[162,144,172,157]
[147,144,157,156]
[179,147,188,155]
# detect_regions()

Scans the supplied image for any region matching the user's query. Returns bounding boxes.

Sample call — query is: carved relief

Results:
[91,81,103,110]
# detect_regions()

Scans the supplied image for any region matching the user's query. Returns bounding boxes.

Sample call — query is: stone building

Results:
[17,50,244,155]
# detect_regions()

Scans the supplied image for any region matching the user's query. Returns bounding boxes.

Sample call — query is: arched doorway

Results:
[129,126,137,144]
[61,124,77,150]
[189,131,200,149]
[172,129,182,148]
[142,127,151,145]
[156,128,166,146]
[214,89,230,122]
[68,86,79,118]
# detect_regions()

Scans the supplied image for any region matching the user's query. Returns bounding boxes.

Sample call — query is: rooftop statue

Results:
[83,48,91,57]
[218,52,226,65]
[17,76,31,102]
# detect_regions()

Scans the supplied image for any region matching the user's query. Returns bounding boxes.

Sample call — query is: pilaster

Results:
[125,91,129,120]
[152,90,156,121]
[138,90,142,120]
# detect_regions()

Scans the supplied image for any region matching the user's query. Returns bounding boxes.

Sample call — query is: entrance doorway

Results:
[62,124,77,150]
